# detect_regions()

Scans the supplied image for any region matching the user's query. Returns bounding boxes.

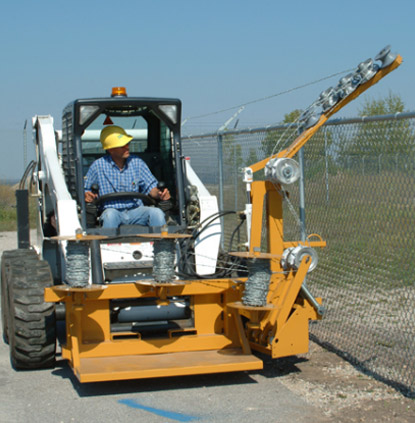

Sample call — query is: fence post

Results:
[298,147,307,242]
[324,127,330,204]
[16,189,30,249]
[234,144,238,211]
[217,133,225,249]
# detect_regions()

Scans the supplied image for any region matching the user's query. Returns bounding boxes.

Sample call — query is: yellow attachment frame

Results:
[44,257,320,383]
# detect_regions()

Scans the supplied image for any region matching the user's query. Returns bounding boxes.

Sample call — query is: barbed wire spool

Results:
[242,259,271,307]
[65,241,90,287]
[153,239,176,283]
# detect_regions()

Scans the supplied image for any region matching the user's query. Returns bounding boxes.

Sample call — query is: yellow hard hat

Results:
[100,126,133,150]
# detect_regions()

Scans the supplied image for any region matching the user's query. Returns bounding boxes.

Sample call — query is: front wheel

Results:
[1,249,38,344]
[6,250,56,369]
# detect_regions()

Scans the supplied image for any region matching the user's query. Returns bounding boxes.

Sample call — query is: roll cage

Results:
[60,95,186,231]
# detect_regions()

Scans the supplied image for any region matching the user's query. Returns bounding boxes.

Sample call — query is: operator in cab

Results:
[84,125,170,228]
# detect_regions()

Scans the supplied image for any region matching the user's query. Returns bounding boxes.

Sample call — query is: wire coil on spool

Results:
[153,239,176,283]
[242,259,271,307]
[65,241,90,287]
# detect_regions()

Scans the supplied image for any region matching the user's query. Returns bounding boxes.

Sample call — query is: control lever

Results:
[157,181,166,191]
[156,181,173,213]
[91,183,99,195]
[86,184,99,228]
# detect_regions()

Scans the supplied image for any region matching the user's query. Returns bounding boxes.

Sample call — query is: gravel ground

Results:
[273,342,414,422]
[0,231,414,422]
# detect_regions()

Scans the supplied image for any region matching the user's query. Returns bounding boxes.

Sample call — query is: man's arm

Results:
[84,161,98,203]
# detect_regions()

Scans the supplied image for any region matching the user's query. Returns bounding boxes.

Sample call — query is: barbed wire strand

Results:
[183,68,354,123]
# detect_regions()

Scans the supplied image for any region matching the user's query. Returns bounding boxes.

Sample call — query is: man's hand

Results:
[85,191,98,203]
[150,187,171,201]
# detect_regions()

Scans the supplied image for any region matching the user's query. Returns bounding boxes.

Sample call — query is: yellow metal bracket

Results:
[227,302,277,354]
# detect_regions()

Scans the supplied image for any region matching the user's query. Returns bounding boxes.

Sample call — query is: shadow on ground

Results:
[51,353,308,398]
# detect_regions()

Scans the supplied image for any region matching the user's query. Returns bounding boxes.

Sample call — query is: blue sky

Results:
[1,0,414,179]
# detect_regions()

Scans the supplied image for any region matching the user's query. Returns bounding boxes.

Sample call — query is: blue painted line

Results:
[118,399,200,422]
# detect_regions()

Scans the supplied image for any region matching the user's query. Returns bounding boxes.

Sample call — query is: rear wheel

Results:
[6,250,56,369]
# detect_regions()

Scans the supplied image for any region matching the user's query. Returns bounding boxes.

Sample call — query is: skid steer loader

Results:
[1,47,401,383]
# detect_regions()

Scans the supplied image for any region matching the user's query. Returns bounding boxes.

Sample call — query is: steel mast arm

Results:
[249,54,403,173]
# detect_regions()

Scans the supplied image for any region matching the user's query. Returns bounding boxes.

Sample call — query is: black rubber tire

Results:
[1,249,38,345]
[1,258,10,344]
[6,251,56,369]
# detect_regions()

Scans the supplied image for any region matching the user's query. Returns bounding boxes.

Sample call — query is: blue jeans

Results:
[100,206,166,228]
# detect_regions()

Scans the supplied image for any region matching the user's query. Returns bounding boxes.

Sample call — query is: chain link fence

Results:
[182,112,415,397]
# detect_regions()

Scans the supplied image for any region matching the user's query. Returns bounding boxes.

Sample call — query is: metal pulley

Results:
[354,58,378,84]
[320,87,339,112]
[297,44,398,132]
[281,245,318,273]
[298,104,321,133]
[265,157,300,185]
[319,87,334,102]
[336,73,356,99]
[375,45,397,68]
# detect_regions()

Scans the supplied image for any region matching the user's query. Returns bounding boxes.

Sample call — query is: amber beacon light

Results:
[111,86,127,97]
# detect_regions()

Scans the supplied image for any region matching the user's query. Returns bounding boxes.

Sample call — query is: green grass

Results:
[0,184,37,231]
[307,171,415,288]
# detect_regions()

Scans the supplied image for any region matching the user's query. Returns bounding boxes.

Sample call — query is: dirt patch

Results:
[271,341,415,422]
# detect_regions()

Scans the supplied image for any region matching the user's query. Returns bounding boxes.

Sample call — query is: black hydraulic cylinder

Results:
[111,321,178,334]
[16,189,30,249]
[90,239,104,284]
[117,301,190,323]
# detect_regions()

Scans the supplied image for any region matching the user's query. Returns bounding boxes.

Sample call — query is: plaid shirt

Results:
[84,154,158,210]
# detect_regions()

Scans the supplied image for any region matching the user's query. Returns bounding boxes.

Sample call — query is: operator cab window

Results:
[81,115,148,176]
